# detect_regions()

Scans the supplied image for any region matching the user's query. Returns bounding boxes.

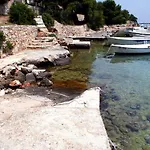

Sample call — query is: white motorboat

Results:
[128,29,150,37]
[110,44,150,54]
[125,26,150,37]
[107,37,150,45]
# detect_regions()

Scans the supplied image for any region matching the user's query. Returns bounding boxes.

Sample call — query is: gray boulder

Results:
[36,71,52,80]
[27,64,37,70]
[32,69,46,76]
[21,67,32,74]
[15,71,26,83]
[3,65,16,76]
[40,78,53,86]
[26,73,36,83]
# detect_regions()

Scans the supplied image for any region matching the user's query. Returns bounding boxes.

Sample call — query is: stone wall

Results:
[54,20,88,37]
[0,25,38,53]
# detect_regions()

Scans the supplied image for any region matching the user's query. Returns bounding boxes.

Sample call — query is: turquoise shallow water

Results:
[51,42,150,149]
[89,49,150,150]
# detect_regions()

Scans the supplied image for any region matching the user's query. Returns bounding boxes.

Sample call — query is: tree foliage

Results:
[26,0,137,30]
[42,13,54,27]
[0,31,5,49]
[9,2,36,25]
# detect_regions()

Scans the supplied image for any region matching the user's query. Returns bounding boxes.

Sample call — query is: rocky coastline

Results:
[0,20,136,150]
[0,21,134,96]
[0,45,70,96]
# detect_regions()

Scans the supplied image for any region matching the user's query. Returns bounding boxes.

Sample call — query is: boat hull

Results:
[108,37,150,45]
[128,31,150,37]
[111,44,150,54]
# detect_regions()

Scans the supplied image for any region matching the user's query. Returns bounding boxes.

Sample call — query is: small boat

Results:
[107,37,150,45]
[110,44,150,54]
[125,26,150,37]
[128,29,150,37]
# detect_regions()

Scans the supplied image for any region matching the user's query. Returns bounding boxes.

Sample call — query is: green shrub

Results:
[9,2,36,25]
[87,10,104,30]
[3,41,13,54]
[42,13,54,28]
[48,33,57,38]
[0,31,5,49]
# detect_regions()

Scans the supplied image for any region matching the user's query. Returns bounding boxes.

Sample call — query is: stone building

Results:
[0,0,40,15]
[0,0,14,15]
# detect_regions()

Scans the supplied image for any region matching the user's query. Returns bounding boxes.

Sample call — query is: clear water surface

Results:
[52,42,150,150]
[89,43,150,150]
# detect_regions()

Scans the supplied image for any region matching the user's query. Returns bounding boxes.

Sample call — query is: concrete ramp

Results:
[0,88,111,150]
[54,87,111,150]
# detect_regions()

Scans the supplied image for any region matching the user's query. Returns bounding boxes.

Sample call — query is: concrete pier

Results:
[0,87,111,150]
[69,39,91,49]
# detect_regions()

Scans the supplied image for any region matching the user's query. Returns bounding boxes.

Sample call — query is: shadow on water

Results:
[110,53,150,64]
[23,86,82,104]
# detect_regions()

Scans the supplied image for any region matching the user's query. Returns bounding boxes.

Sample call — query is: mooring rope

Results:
[103,44,115,58]
[109,138,123,150]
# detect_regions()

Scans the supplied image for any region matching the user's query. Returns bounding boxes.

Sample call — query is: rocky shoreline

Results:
[0,20,136,149]
[0,45,70,96]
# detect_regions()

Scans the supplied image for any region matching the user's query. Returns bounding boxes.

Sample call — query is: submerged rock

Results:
[126,111,137,117]
[101,101,109,110]
[111,94,121,101]
[145,135,150,144]
[130,104,141,110]
[126,122,140,132]
[146,115,150,122]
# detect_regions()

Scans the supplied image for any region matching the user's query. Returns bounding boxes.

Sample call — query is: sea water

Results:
[89,46,150,150]
[52,42,150,150]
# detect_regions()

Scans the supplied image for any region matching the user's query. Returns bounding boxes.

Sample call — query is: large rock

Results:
[27,64,37,70]
[32,69,46,76]
[14,71,26,83]
[36,71,52,80]
[26,73,36,83]
[21,67,32,74]
[39,78,53,86]
[54,57,70,66]
[3,66,16,76]
[9,80,22,87]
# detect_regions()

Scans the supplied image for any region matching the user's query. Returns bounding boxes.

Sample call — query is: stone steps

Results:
[33,39,54,43]
[34,15,48,32]
[27,45,52,49]
[35,37,55,40]
[29,41,53,46]
[27,36,56,50]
